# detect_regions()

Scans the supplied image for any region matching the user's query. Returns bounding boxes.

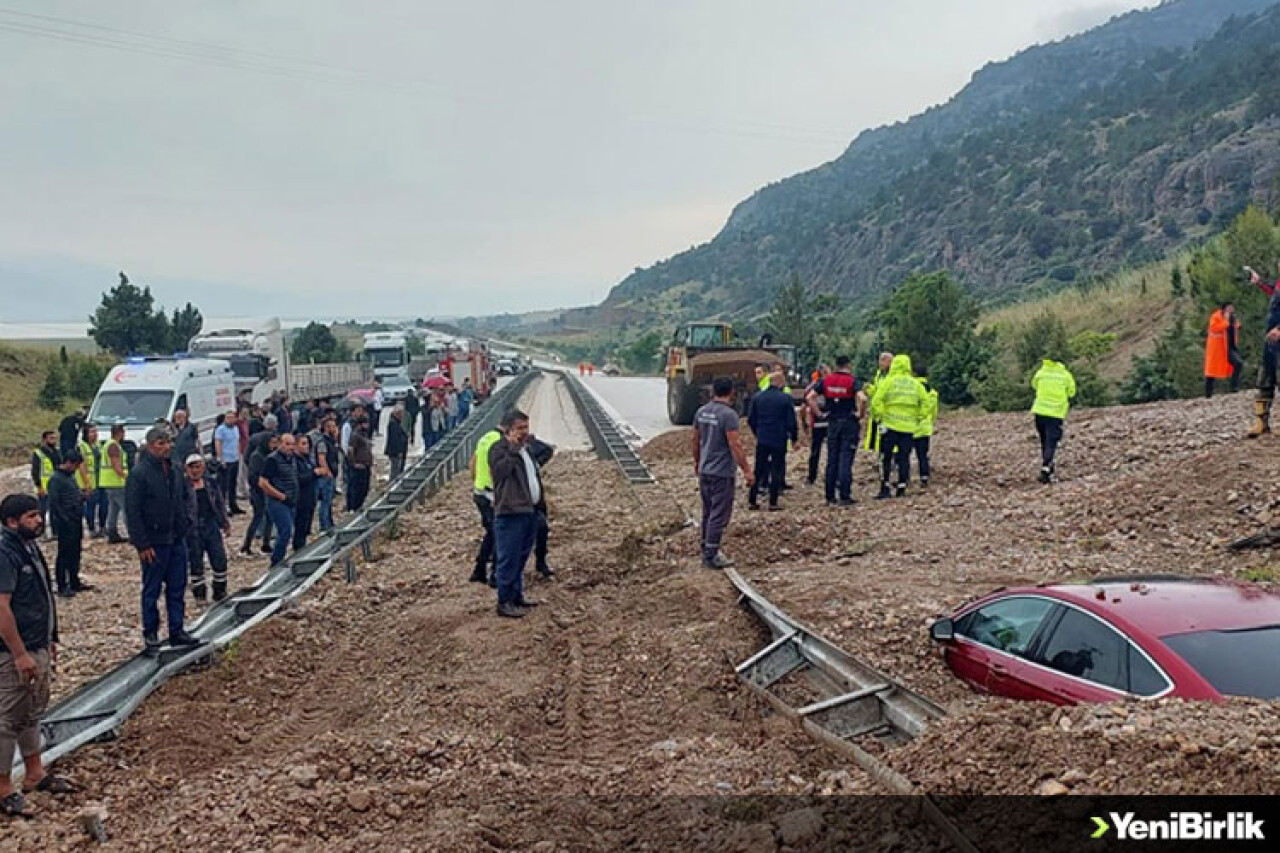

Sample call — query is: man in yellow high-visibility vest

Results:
[29,431,60,540]
[77,424,108,538]
[99,423,130,544]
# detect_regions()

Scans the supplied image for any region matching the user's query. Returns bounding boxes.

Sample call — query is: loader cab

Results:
[684,323,733,349]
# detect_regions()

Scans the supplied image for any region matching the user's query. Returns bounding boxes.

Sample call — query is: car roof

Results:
[1019,578,1280,637]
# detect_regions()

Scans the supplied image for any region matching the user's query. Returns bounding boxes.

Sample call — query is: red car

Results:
[929,576,1280,703]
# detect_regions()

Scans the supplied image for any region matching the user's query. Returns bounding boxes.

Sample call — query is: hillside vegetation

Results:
[593,0,1280,323]
[0,344,93,465]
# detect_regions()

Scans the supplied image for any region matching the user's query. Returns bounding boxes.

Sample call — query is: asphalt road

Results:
[576,374,673,444]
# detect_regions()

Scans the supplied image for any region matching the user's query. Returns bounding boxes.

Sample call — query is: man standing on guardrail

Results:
[489,409,544,618]
[347,419,374,512]
[126,426,200,656]
[0,493,79,817]
[692,376,755,569]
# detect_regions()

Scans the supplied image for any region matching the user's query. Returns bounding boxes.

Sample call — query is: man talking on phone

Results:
[488,409,544,619]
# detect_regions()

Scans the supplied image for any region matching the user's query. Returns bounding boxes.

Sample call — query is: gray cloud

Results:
[0,0,1154,321]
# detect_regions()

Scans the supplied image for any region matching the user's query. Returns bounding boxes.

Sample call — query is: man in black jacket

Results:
[184,455,230,603]
[747,372,800,511]
[47,450,90,597]
[489,409,543,618]
[528,437,556,579]
[385,406,409,480]
[57,408,86,457]
[125,427,200,655]
[170,408,199,465]
[0,494,68,816]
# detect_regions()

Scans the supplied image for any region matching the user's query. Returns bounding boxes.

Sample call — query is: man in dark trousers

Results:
[241,432,278,556]
[403,388,420,446]
[488,409,543,618]
[528,436,556,578]
[468,426,503,585]
[692,376,754,569]
[747,371,799,511]
[291,434,318,554]
[47,450,91,597]
[183,454,230,603]
[30,431,60,536]
[171,408,200,467]
[347,419,374,511]
[807,356,863,507]
[126,426,200,656]
[385,406,409,481]
[0,494,75,817]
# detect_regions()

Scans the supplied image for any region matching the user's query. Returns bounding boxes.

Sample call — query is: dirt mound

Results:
[889,697,1280,795]
[641,427,693,463]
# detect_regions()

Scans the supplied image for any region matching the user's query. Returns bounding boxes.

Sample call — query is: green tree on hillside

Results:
[38,362,68,411]
[762,276,839,375]
[880,271,978,367]
[170,302,203,351]
[291,322,351,364]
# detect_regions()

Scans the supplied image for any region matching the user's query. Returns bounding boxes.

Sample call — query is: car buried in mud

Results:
[929,576,1280,703]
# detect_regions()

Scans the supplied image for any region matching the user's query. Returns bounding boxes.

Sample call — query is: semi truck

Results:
[188,318,366,405]
[362,332,412,382]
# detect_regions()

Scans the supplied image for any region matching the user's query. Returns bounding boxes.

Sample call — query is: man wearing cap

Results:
[184,455,230,603]
[125,427,200,655]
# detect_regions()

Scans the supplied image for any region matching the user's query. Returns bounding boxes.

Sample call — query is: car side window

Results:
[1127,645,1168,697]
[1035,608,1127,692]
[955,597,1054,657]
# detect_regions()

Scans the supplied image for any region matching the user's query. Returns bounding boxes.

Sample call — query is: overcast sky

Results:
[0,0,1156,323]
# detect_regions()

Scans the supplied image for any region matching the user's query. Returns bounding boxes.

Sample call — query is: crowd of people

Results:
[694,350,1075,569]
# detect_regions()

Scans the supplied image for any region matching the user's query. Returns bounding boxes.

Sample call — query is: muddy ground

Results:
[640,390,1280,797]
[8,387,1279,850]
[11,381,945,852]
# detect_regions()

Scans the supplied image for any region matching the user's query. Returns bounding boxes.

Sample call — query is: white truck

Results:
[188,318,366,405]
[362,331,411,382]
[88,357,237,451]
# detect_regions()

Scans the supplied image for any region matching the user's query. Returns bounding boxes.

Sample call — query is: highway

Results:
[576,374,674,443]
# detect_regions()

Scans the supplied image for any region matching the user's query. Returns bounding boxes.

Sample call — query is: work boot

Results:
[212,582,227,603]
[920,477,929,489]
[107,533,127,544]
[1039,466,1052,485]
[169,630,202,647]
[536,564,556,578]
[468,568,488,584]
[704,553,734,570]
[191,583,208,603]
[1248,398,1272,438]
[895,484,907,499]
[496,602,527,619]
[875,484,891,500]
[143,633,161,657]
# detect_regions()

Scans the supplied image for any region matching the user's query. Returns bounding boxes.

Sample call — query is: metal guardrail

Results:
[17,371,538,775]
[560,372,655,485]
[725,567,981,853]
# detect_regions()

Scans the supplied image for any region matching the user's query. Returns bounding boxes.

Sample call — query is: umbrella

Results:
[423,375,448,390]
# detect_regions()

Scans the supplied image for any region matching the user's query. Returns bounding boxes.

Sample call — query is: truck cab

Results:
[188,318,287,406]
[362,332,411,381]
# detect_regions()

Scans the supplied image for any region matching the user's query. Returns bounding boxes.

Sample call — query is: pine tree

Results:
[38,363,68,410]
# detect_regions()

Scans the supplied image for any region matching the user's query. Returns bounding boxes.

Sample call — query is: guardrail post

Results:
[345,554,356,583]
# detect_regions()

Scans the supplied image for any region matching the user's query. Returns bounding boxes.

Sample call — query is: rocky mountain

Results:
[600,0,1280,323]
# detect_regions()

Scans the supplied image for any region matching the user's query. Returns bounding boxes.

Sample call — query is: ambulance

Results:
[88,357,236,452]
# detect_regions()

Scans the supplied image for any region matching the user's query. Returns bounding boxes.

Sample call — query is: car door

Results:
[1026,605,1162,704]
[949,596,1056,697]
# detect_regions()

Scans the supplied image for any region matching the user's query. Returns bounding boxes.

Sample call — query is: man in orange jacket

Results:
[1204,303,1235,398]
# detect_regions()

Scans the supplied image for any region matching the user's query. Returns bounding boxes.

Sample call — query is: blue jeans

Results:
[84,488,108,531]
[316,477,335,531]
[493,513,536,606]
[141,541,188,637]
[266,498,295,566]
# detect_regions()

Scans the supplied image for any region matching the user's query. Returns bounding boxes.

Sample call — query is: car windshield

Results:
[1162,626,1280,699]
[368,350,404,368]
[90,390,174,425]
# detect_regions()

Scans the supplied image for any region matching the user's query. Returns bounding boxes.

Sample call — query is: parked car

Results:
[602,362,621,376]
[496,358,518,376]
[929,576,1280,702]
[382,374,414,403]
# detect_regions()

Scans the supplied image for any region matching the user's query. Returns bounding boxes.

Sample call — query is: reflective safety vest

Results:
[34,447,55,491]
[99,439,129,489]
[472,429,502,492]
[77,439,100,489]
[757,375,770,392]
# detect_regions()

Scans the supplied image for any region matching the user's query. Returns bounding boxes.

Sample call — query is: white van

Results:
[88,357,237,452]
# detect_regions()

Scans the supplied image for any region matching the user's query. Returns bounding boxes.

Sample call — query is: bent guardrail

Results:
[16,371,538,776]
